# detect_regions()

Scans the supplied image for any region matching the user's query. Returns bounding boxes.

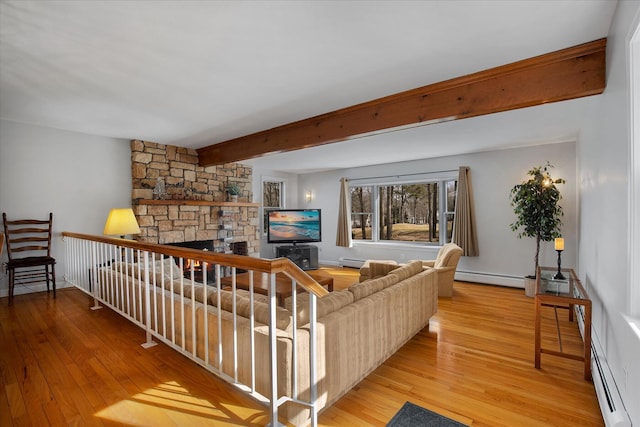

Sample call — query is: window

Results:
[262,178,285,235]
[351,186,373,239]
[350,177,457,246]
[444,179,457,243]
[263,181,283,208]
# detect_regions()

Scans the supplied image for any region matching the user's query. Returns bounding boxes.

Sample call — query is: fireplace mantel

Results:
[139,200,260,207]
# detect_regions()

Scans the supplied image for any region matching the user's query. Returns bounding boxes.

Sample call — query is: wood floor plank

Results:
[10,328,55,425]
[0,270,604,426]
[0,384,13,427]
[3,382,27,424]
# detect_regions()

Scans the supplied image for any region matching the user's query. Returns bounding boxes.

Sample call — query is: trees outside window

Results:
[350,186,372,240]
[263,181,282,208]
[350,179,457,245]
[262,178,285,235]
[444,180,457,242]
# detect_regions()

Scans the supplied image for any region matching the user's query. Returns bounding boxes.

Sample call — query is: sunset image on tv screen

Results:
[268,211,320,241]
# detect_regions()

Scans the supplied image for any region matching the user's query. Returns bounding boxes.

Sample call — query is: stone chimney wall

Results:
[130,140,260,256]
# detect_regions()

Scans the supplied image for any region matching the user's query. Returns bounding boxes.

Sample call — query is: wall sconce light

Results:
[305,191,313,203]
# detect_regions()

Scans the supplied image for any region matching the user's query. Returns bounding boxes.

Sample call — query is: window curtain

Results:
[453,166,479,256]
[336,177,352,248]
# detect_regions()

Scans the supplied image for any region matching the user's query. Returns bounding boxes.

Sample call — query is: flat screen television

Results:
[267,209,321,244]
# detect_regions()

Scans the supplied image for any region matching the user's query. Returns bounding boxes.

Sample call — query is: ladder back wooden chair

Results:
[2,213,56,305]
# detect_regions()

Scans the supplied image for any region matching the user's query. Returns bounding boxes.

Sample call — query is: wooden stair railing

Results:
[62,231,327,426]
[61,231,329,297]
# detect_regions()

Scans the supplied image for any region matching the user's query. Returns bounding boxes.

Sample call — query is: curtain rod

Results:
[346,168,460,182]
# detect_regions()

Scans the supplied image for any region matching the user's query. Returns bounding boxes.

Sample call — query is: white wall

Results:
[294,142,577,287]
[578,1,640,423]
[0,120,132,296]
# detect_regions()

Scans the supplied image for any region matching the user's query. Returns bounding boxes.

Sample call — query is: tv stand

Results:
[276,245,318,270]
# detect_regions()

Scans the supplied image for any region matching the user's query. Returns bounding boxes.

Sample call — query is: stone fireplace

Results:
[130,140,260,257]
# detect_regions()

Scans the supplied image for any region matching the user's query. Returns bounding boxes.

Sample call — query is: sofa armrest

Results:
[359,260,398,282]
[422,260,436,268]
[432,265,455,273]
[368,261,399,278]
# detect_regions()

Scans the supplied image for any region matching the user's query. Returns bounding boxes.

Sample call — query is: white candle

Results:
[555,238,565,251]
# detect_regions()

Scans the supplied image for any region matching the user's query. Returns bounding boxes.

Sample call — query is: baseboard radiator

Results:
[339,257,366,268]
[575,306,631,427]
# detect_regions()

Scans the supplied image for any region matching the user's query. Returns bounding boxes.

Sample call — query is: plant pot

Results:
[524,276,537,298]
[229,194,238,203]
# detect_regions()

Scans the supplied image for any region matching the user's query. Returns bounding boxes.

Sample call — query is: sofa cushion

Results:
[237,298,293,331]
[180,281,212,304]
[206,290,293,331]
[289,290,354,326]
[348,274,398,301]
[388,260,423,281]
[127,257,183,282]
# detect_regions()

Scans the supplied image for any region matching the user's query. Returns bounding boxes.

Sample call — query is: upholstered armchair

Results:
[423,243,463,297]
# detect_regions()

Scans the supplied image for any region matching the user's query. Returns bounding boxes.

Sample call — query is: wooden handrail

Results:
[62,232,329,298]
[281,265,330,297]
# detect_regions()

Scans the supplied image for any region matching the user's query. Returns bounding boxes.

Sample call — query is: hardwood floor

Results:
[0,268,603,426]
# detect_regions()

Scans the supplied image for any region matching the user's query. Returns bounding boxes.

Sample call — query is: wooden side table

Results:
[534,266,592,381]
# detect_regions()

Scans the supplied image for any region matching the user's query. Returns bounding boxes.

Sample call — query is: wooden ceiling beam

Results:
[197,38,606,167]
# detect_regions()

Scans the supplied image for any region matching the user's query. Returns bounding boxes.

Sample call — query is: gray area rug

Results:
[386,402,467,427]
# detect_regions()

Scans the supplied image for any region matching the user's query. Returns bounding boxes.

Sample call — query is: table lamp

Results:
[553,237,566,280]
[104,208,141,239]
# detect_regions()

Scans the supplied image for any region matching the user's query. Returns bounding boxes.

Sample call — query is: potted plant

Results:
[509,162,565,297]
[226,182,241,202]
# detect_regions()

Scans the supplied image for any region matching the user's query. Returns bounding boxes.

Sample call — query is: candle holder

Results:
[553,249,566,280]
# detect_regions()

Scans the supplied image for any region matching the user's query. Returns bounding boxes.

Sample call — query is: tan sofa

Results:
[98,259,438,426]
[359,243,463,297]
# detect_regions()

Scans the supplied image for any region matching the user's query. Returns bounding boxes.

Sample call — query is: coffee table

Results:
[220,270,333,307]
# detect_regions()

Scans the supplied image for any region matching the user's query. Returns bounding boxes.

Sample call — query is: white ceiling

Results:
[0,1,616,173]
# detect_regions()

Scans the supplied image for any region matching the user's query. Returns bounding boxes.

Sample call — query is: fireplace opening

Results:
[184,258,203,270]
[166,240,248,279]
[167,240,215,251]
[166,240,215,280]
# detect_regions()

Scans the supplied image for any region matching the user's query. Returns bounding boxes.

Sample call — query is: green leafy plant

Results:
[226,182,241,196]
[509,162,565,277]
